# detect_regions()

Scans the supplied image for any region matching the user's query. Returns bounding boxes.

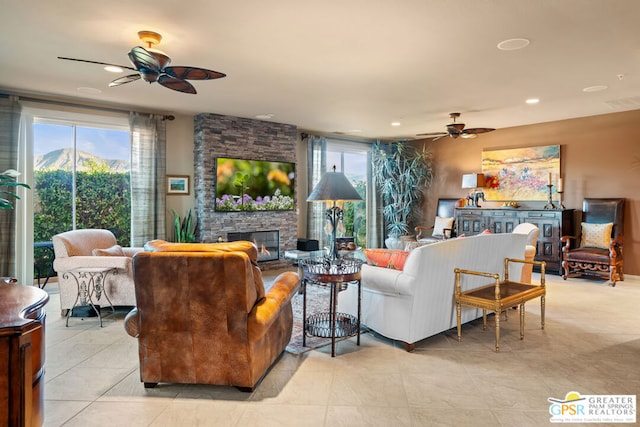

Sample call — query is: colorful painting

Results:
[482,145,560,201]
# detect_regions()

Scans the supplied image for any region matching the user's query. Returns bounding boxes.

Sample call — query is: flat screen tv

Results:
[215,157,295,211]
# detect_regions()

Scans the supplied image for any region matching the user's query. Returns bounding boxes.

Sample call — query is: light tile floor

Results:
[42,272,639,426]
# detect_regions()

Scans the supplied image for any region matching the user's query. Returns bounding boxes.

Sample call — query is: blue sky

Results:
[34,123,130,161]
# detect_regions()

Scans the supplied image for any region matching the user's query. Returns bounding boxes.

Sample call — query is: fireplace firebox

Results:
[227,230,280,262]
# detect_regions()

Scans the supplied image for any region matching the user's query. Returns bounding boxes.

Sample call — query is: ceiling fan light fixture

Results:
[461,133,477,139]
[103,65,123,73]
[138,31,162,48]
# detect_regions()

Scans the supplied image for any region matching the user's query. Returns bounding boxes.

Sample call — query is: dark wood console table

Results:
[455,207,574,274]
[0,284,49,427]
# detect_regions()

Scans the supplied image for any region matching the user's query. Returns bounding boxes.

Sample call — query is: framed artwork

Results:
[166,175,190,195]
[482,145,560,201]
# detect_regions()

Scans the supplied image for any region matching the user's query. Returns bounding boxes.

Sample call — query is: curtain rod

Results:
[0,92,175,121]
[300,131,375,145]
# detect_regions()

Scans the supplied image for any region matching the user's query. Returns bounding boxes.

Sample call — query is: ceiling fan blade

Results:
[158,75,197,94]
[108,74,141,87]
[57,57,136,71]
[416,132,447,137]
[464,127,496,134]
[164,66,226,80]
[128,46,160,72]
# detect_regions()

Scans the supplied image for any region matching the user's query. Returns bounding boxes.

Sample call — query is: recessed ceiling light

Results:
[582,85,608,93]
[391,122,401,127]
[77,87,102,94]
[497,38,530,51]
[526,98,540,104]
[104,65,123,73]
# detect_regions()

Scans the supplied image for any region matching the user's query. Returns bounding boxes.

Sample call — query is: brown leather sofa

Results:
[123,240,299,391]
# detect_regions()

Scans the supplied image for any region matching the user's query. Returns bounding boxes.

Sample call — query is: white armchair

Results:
[52,229,143,315]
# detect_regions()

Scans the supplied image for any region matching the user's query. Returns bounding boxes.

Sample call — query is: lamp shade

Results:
[461,173,485,189]
[307,168,362,202]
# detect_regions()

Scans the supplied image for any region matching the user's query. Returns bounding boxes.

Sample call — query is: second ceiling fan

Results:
[418,112,495,140]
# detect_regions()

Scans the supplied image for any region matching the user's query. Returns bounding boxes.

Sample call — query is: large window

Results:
[32,119,131,250]
[309,138,371,249]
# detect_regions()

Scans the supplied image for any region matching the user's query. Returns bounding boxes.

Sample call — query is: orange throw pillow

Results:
[364,249,394,267]
[364,249,409,270]
[388,250,410,270]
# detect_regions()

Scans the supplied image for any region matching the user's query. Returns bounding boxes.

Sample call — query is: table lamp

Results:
[462,173,485,207]
[307,166,362,260]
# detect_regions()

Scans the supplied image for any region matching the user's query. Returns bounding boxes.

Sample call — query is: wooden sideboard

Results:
[0,284,49,427]
[455,207,574,274]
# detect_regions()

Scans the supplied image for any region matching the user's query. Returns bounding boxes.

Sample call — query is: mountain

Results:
[34,148,129,173]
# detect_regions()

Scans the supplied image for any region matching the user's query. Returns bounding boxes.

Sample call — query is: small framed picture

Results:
[167,175,190,195]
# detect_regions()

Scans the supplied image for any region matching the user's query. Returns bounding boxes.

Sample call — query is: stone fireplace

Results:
[228,230,280,262]
[193,113,298,270]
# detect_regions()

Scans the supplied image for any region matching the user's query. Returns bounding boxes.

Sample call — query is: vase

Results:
[385,235,405,250]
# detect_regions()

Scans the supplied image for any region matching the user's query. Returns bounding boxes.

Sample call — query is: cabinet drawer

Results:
[457,210,482,217]
[489,210,518,217]
[525,211,559,218]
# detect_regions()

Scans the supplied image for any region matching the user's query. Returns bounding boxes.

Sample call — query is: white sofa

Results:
[337,233,531,351]
[52,229,143,314]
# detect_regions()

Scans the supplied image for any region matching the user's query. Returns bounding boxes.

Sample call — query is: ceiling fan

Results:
[417,112,495,140]
[58,31,226,94]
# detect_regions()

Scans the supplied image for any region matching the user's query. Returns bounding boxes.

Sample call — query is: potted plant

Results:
[0,169,29,209]
[372,142,432,249]
[171,209,197,243]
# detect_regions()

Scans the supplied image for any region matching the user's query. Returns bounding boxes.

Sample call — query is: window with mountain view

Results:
[324,141,368,248]
[33,122,131,249]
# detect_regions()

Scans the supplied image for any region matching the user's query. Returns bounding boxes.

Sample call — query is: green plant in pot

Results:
[1,169,29,209]
[172,209,197,243]
[372,142,432,249]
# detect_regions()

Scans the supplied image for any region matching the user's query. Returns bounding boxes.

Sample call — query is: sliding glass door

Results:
[308,138,372,250]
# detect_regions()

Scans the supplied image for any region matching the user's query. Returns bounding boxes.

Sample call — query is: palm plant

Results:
[372,142,432,238]
[0,169,29,209]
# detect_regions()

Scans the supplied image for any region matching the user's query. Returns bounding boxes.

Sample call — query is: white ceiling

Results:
[2,0,640,140]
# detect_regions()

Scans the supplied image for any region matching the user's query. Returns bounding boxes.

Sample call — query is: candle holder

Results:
[557,190,566,209]
[543,184,557,210]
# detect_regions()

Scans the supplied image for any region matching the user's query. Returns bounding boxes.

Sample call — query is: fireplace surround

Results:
[228,230,280,262]
[193,113,298,270]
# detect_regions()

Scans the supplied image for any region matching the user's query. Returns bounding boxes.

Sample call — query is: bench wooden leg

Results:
[494,310,500,352]
[482,309,487,330]
[456,302,462,342]
[541,296,545,330]
[519,303,525,340]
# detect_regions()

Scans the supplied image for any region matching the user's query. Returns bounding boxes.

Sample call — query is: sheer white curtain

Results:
[129,113,166,246]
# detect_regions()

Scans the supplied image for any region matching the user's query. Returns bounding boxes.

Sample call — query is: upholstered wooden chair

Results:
[415,198,464,244]
[561,198,625,285]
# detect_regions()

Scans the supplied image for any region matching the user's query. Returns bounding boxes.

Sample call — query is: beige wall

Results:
[165,114,195,239]
[414,109,640,276]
